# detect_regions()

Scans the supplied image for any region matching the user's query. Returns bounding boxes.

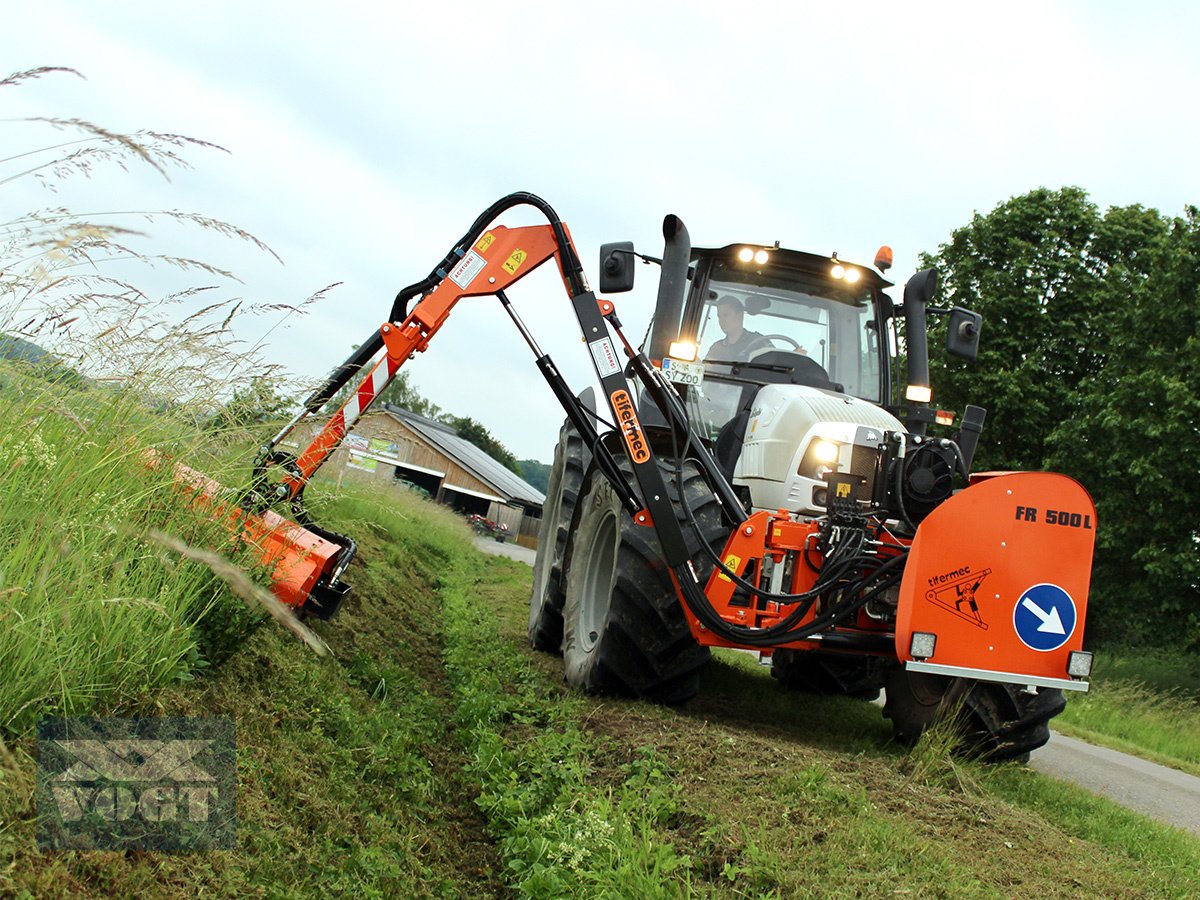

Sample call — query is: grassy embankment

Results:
[1053,647,1200,777]
[0,365,267,738]
[3,428,1200,897]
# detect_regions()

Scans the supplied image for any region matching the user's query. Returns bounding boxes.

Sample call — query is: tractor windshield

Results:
[690,260,884,432]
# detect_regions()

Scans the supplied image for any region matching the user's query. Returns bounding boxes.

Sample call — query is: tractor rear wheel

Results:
[772,649,884,701]
[528,419,587,653]
[560,457,725,705]
[883,668,1066,762]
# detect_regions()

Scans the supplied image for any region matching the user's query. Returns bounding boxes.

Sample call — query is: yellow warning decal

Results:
[836,481,853,499]
[717,553,742,583]
[502,249,527,275]
[475,232,495,254]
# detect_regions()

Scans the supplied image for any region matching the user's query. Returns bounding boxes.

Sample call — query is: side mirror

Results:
[946,307,982,360]
[599,241,635,293]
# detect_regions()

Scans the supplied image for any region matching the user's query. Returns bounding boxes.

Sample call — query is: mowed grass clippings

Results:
[473,549,1200,898]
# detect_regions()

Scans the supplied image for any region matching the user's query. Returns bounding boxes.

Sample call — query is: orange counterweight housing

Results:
[895,472,1096,684]
[157,455,345,610]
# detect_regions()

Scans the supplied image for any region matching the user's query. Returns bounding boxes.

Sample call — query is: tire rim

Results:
[579,504,617,653]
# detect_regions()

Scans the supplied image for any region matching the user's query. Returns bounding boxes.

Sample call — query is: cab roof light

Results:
[875,245,893,272]
[738,246,771,266]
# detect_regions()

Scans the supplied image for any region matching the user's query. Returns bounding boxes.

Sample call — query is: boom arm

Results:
[251,194,897,646]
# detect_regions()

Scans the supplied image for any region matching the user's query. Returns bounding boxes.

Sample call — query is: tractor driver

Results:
[705,296,774,362]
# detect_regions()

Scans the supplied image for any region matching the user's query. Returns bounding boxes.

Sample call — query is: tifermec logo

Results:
[37,717,235,851]
[610,389,651,464]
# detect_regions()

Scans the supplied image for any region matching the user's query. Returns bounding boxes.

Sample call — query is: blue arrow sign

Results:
[1013,583,1077,652]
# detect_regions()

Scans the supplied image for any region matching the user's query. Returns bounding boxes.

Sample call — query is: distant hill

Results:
[0,334,55,365]
[0,334,87,389]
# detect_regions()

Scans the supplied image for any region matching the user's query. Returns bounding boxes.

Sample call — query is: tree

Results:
[518,458,551,493]
[923,187,1198,648]
[377,370,442,420]
[1045,208,1200,647]
[211,376,293,429]
[445,415,522,476]
[922,187,1167,471]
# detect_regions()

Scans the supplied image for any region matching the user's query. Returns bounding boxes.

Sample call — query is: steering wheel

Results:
[762,334,803,351]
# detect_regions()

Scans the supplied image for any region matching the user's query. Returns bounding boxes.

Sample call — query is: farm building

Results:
[284,403,545,546]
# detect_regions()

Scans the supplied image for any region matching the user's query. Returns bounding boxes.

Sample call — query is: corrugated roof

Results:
[381,404,545,508]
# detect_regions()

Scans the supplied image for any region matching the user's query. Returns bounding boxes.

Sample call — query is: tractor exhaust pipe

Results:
[902,268,937,436]
[647,215,691,362]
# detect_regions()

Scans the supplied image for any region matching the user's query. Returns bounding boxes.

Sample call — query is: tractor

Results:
[527,215,1094,760]
[208,193,1093,762]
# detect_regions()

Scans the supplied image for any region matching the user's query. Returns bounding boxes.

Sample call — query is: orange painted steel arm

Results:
[279,224,568,497]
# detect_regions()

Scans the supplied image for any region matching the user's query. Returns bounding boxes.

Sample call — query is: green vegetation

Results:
[1055,648,1200,776]
[4,467,1200,896]
[923,187,1200,648]
[2,64,1198,898]
[0,367,268,735]
[517,458,551,493]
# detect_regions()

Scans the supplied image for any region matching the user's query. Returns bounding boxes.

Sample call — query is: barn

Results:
[285,403,545,546]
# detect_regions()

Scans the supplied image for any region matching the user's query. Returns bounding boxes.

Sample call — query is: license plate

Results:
[661,358,704,387]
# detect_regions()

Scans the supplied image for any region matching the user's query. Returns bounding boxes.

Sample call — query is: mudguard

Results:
[894,472,1095,689]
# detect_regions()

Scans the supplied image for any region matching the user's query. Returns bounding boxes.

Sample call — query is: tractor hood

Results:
[735,383,904,515]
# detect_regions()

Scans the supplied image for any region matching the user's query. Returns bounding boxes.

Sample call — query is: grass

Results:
[1055,647,1200,776]
[0,69,332,736]
[0,365,273,735]
[3,64,1199,896]
[2,477,1200,897]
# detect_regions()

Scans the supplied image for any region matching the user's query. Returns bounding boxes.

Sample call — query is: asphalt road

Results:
[1030,730,1200,835]
[473,536,537,566]
[474,536,1200,836]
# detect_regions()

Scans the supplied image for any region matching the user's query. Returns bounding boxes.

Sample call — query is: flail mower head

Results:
[155,452,353,619]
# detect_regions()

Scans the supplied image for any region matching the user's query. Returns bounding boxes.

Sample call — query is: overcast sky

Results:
[5,2,1199,462]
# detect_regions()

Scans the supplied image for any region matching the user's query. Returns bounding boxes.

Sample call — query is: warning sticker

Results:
[449,251,487,289]
[589,338,621,377]
[502,249,527,275]
[717,553,742,583]
[475,232,495,254]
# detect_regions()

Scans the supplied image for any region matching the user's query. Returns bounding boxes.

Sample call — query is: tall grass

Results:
[0,368,260,732]
[0,67,323,736]
[1056,648,1200,775]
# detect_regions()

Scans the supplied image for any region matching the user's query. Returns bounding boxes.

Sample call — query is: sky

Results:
[4,2,1199,463]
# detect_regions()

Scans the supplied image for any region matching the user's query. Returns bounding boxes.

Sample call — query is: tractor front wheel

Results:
[528,419,587,652]
[560,458,724,705]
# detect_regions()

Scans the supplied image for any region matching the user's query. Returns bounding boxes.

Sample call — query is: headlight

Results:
[668,340,697,362]
[811,439,839,464]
